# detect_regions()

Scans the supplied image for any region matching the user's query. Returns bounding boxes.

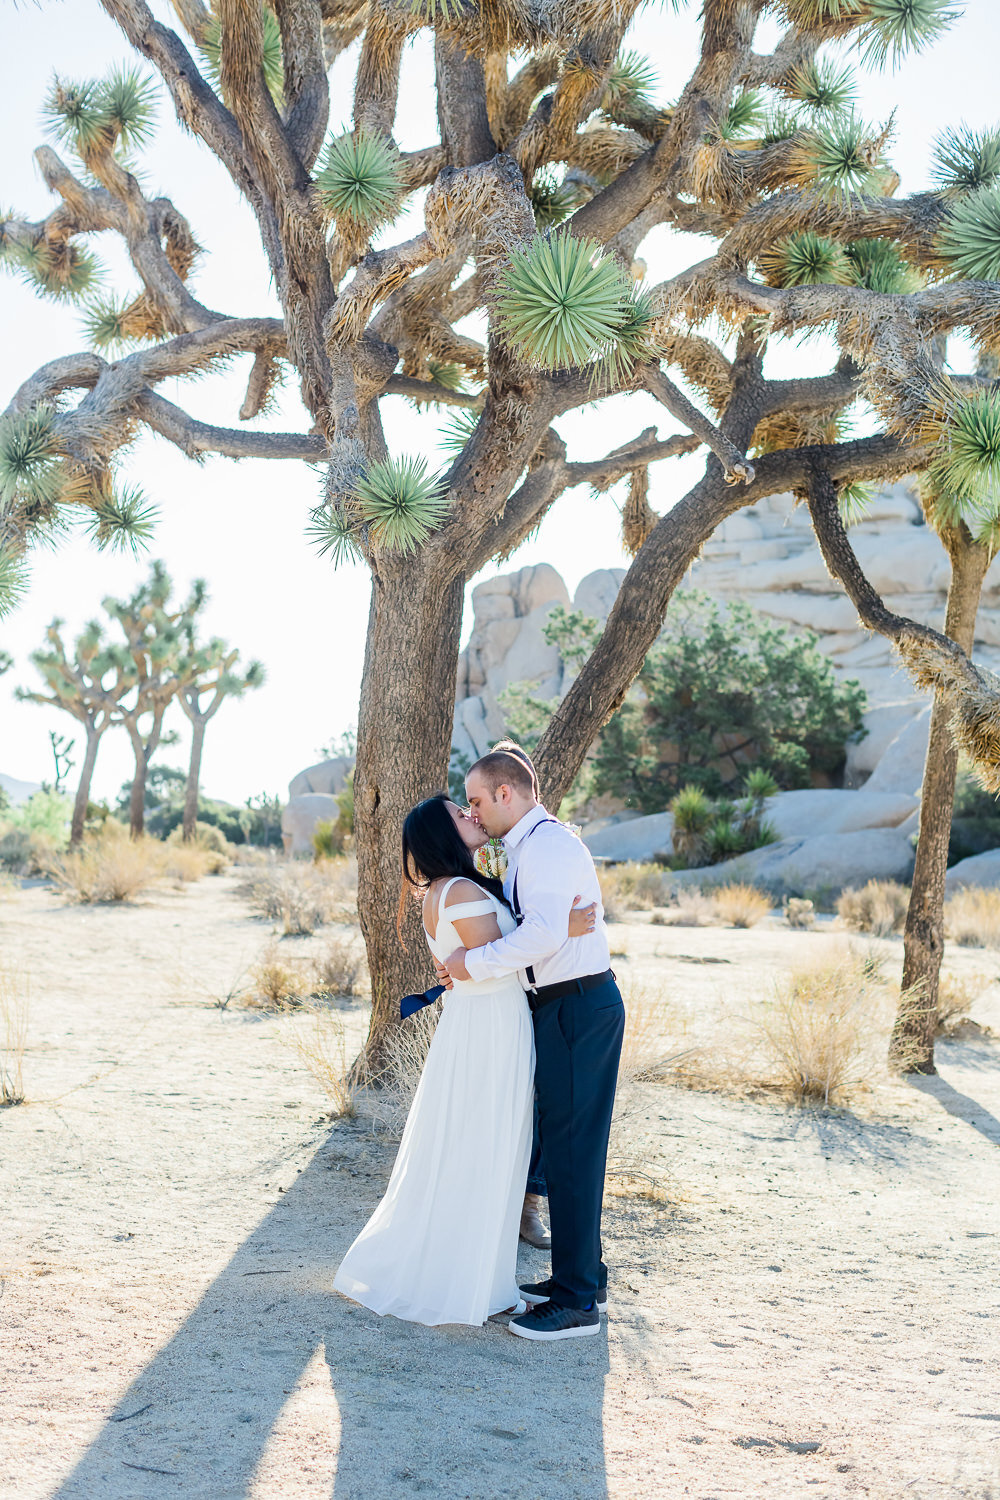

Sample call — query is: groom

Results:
[441,750,625,1342]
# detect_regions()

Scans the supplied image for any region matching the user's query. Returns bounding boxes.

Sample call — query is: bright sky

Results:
[2,1,998,807]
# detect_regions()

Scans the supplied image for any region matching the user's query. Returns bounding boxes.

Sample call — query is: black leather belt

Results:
[527,969,615,1012]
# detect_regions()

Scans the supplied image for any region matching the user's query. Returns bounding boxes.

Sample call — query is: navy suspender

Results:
[510,817,559,990]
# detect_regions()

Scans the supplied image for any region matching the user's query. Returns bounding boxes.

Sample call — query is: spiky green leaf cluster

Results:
[494,236,640,373]
[804,113,883,199]
[785,58,857,114]
[352,456,449,553]
[0,407,64,513]
[43,67,156,157]
[762,105,805,148]
[2,236,102,303]
[844,237,923,291]
[79,294,134,353]
[931,125,1000,198]
[199,9,284,107]
[315,131,403,232]
[82,484,158,555]
[759,231,851,287]
[838,481,875,525]
[928,390,1000,507]
[530,170,582,230]
[603,51,658,110]
[936,184,1000,281]
[439,408,480,456]
[719,90,765,141]
[0,545,28,620]
[599,286,660,387]
[306,505,364,567]
[857,0,960,69]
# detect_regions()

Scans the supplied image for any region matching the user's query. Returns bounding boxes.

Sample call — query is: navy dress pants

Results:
[532,975,625,1309]
[525,1097,546,1197]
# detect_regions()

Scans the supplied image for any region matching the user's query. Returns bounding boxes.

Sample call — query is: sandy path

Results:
[1,874,999,1499]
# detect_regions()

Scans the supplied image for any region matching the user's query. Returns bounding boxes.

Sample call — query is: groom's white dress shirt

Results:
[463,804,611,990]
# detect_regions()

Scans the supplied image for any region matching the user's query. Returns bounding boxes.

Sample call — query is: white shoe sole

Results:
[507,1318,602,1341]
[522,1292,608,1314]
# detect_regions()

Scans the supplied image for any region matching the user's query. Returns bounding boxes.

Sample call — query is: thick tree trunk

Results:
[890,535,992,1074]
[71,726,101,846]
[354,558,467,1072]
[183,718,206,841]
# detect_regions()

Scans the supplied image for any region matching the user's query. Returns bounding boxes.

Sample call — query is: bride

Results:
[333,792,594,1327]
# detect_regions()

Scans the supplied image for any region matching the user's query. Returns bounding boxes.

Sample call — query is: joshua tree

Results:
[103,561,205,836]
[889,441,998,1072]
[5,1,1000,1064]
[47,730,76,793]
[176,633,265,841]
[16,617,135,843]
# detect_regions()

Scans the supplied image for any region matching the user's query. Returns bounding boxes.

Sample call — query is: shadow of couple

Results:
[52,1140,611,1499]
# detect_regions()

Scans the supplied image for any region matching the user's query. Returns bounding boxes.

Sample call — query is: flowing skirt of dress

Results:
[333,976,534,1327]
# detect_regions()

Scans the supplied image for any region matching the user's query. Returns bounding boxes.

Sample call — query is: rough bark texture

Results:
[71,727,102,846]
[890,534,993,1074]
[183,717,207,842]
[354,560,466,1071]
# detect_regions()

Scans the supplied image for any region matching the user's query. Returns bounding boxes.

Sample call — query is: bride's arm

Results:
[438,879,503,953]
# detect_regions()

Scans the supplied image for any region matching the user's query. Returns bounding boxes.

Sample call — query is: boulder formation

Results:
[449,482,1000,891]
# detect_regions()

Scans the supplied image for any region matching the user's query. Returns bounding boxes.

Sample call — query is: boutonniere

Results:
[475,838,508,881]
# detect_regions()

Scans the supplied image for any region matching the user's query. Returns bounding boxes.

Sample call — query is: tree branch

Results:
[641,364,754,484]
[132,390,325,459]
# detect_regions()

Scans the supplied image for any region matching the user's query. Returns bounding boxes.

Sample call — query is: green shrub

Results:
[7,789,71,843]
[949,762,1000,863]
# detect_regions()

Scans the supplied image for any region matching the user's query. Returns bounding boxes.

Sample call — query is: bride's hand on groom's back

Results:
[568,895,597,938]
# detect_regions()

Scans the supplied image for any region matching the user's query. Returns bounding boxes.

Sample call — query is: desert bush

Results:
[670,785,713,867]
[758,957,886,1105]
[368,1000,442,1137]
[712,883,770,928]
[652,889,717,926]
[246,941,314,1009]
[0,963,29,1106]
[784,897,816,929]
[47,826,164,902]
[237,857,356,935]
[290,1005,359,1118]
[161,846,214,876]
[0,823,58,875]
[166,821,231,868]
[837,880,909,937]
[934,973,989,1034]
[313,934,367,997]
[944,887,1000,947]
[598,862,670,917]
[617,982,686,1085]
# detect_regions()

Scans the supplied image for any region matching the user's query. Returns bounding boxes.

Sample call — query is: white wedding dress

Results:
[333,879,534,1326]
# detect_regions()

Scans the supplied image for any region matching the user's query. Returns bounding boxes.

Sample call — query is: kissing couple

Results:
[334,744,626,1341]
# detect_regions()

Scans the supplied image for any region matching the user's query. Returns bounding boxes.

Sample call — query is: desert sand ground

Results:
[1,871,999,1500]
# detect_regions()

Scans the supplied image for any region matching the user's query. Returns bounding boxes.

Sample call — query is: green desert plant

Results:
[493,236,632,372]
[670,785,714,867]
[314,131,402,232]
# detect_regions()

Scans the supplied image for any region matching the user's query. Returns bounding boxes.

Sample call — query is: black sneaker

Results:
[508,1301,602,1341]
[520,1277,608,1314]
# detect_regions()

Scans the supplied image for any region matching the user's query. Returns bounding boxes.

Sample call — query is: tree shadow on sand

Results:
[51,1136,611,1500]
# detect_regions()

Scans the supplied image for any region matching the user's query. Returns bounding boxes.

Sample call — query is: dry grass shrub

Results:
[246,941,316,1009]
[756,955,889,1105]
[366,1001,443,1138]
[312,934,367,997]
[934,972,990,1034]
[944,886,1000,947]
[784,897,816,929]
[47,826,164,902]
[238,856,357,935]
[651,889,717,926]
[162,844,215,883]
[0,825,59,876]
[598,862,670,920]
[837,880,909,936]
[290,1005,360,1118]
[0,962,29,1106]
[712,882,770,927]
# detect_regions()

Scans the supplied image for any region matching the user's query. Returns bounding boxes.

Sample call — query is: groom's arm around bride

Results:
[443,752,626,1342]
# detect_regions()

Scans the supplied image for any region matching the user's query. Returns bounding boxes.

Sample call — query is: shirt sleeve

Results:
[464,829,587,982]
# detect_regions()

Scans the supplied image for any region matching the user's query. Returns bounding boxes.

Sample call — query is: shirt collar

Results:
[503,804,550,851]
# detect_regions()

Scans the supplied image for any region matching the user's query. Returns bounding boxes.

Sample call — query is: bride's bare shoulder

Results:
[441,878,489,908]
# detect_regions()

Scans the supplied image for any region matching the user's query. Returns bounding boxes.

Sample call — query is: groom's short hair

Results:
[469,751,534,797]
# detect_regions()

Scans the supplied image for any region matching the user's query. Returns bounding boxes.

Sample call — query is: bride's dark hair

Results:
[398,793,509,940]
